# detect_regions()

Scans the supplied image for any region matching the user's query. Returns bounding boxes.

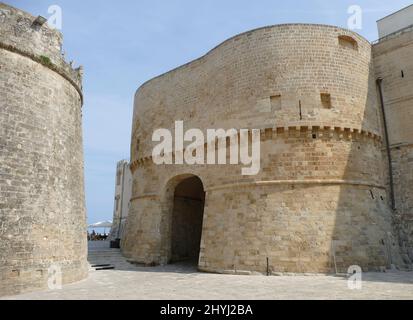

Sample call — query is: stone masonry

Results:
[122,24,412,274]
[1,1,412,298]
[373,25,413,262]
[0,3,87,296]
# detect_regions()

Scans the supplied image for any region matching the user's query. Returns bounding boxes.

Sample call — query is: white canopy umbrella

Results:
[88,221,113,228]
[88,221,113,235]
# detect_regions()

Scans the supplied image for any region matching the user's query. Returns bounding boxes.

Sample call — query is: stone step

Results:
[88,252,123,256]
[87,248,132,270]
[88,254,123,257]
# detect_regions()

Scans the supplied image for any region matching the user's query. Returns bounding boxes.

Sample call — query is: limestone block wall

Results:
[373,28,413,262]
[122,24,403,273]
[0,4,87,296]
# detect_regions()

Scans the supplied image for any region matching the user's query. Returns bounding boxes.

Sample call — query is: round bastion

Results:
[0,3,88,296]
[122,23,403,274]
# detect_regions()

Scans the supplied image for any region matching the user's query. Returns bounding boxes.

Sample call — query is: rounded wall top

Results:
[131,22,379,161]
[0,3,83,91]
[135,23,371,95]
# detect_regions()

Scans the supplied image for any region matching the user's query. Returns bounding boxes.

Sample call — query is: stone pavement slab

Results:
[2,262,413,300]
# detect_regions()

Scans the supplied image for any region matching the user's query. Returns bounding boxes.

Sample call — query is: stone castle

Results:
[0,2,412,296]
[122,11,413,274]
[0,3,87,296]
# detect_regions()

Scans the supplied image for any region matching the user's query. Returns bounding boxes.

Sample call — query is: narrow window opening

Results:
[270,95,282,111]
[115,196,120,211]
[338,35,358,50]
[11,270,20,277]
[116,171,121,185]
[401,70,405,78]
[320,93,332,109]
[299,100,302,120]
[370,190,375,200]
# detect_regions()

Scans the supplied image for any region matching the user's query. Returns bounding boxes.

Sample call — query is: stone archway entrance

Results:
[170,176,205,264]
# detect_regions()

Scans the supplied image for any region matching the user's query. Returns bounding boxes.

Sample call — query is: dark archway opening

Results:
[170,176,205,264]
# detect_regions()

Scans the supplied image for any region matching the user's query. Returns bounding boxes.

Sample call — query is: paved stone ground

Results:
[2,242,413,300]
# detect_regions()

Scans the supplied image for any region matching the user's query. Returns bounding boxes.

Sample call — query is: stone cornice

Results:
[131,179,386,201]
[0,41,84,105]
[130,125,383,172]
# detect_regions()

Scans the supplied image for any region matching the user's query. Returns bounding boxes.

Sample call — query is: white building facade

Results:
[109,160,132,244]
[377,4,413,38]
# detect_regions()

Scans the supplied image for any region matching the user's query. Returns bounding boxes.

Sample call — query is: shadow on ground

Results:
[88,242,413,285]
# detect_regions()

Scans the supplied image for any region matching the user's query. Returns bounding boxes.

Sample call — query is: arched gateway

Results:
[169,175,205,264]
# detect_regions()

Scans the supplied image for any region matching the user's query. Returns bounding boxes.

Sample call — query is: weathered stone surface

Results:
[373,28,413,262]
[0,3,87,297]
[122,24,409,274]
[2,248,413,300]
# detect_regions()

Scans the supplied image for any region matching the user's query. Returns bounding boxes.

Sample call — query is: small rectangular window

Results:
[116,171,121,185]
[270,95,281,111]
[338,35,358,50]
[320,93,332,109]
[115,196,120,211]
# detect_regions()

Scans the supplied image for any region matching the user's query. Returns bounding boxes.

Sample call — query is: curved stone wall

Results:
[123,24,402,273]
[0,4,87,296]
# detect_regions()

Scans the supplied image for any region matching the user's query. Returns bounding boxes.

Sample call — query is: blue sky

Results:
[8,0,413,224]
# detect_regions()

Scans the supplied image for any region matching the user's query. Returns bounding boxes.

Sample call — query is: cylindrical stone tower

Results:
[123,24,404,274]
[0,4,88,296]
